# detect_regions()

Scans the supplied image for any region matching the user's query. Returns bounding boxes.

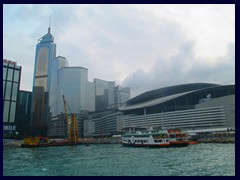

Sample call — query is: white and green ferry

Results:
[121,127,190,148]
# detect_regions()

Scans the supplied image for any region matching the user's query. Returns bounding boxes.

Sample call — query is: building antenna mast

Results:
[49,15,51,28]
[48,15,51,33]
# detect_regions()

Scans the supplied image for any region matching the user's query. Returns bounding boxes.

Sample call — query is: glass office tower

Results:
[30,27,56,136]
[49,56,69,116]
[3,59,21,138]
[15,90,32,137]
[57,66,88,114]
[94,79,115,111]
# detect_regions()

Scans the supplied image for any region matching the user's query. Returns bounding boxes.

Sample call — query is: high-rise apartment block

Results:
[3,59,21,138]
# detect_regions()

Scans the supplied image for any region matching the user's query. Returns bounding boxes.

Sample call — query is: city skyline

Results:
[3,4,235,98]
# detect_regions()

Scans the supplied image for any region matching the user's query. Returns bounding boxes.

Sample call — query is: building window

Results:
[9,102,16,123]
[7,69,13,81]
[9,63,15,68]
[5,82,12,100]
[13,70,20,82]
[3,101,10,123]
[3,80,5,97]
[11,83,18,101]
[15,65,21,69]
[3,67,7,80]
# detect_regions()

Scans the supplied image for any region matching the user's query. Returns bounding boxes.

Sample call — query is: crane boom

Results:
[62,95,78,143]
[62,95,72,142]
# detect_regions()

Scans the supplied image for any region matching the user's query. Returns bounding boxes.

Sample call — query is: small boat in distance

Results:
[121,127,190,148]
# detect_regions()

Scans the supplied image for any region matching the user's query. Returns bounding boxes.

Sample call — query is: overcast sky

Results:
[3,4,235,98]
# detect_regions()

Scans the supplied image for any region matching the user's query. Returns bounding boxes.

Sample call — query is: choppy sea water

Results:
[3,143,235,176]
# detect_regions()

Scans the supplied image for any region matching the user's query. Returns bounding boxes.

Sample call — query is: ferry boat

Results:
[121,127,190,148]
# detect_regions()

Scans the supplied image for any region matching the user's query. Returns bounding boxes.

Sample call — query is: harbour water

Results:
[3,143,235,176]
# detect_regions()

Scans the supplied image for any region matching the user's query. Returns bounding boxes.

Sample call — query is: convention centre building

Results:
[117,83,235,132]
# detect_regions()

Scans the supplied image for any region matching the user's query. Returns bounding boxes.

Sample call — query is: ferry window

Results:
[170,135,175,138]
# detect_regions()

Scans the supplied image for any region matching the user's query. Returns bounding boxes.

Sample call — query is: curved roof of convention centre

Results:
[119,90,198,111]
[125,83,219,106]
[119,83,221,111]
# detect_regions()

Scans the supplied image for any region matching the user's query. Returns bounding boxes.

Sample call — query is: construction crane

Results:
[62,95,78,143]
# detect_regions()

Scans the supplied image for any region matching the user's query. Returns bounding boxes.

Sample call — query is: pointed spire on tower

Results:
[48,15,51,33]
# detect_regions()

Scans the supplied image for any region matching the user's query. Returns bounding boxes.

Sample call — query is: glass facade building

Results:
[3,59,21,138]
[49,56,96,117]
[115,86,131,106]
[15,90,32,137]
[94,79,116,111]
[30,27,56,136]
[49,56,69,116]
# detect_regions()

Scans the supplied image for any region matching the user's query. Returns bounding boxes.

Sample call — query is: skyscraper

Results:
[30,27,56,136]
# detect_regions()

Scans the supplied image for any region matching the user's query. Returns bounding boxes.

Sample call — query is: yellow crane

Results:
[62,95,78,143]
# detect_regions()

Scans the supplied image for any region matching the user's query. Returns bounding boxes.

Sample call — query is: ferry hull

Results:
[121,142,189,148]
[169,141,189,147]
[121,143,170,148]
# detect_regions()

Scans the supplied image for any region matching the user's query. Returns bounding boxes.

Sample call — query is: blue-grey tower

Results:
[30,26,56,136]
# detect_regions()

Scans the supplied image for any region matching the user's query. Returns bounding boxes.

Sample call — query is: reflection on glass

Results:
[3,80,5,97]
[11,83,18,101]
[7,69,13,81]
[9,102,16,123]
[5,82,12,100]
[9,63,15,67]
[3,101,10,122]
[14,70,19,82]
[3,67,7,80]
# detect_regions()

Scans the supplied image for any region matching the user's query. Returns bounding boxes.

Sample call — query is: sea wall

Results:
[197,137,235,143]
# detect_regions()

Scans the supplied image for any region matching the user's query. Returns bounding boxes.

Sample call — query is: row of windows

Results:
[3,81,18,101]
[123,106,226,129]
[3,67,20,82]
[135,140,148,143]
[154,139,169,143]
[3,62,21,69]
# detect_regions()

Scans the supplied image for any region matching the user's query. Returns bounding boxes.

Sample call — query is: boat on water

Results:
[121,127,191,148]
[20,136,83,148]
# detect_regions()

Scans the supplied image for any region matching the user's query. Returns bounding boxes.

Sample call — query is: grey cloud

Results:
[121,42,235,98]
[3,5,234,93]
[41,5,189,83]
